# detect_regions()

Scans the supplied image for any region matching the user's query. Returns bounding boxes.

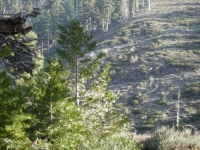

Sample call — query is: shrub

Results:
[108,36,121,46]
[120,29,131,37]
[155,99,168,105]
[143,127,200,150]
[133,108,145,115]
[140,65,147,73]
[154,111,163,116]
[85,133,141,150]
[140,22,164,36]
[132,100,139,105]
[147,118,155,126]
[120,37,132,44]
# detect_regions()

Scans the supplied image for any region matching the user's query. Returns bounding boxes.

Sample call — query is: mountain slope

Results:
[93,0,200,133]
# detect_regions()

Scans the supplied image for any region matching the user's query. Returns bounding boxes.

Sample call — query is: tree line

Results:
[0,0,152,50]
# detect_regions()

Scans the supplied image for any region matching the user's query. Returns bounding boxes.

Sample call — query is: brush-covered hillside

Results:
[91,0,200,133]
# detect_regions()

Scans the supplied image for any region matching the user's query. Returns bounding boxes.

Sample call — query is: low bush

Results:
[85,133,141,150]
[132,100,139,105]
[132,108,145,115]
[155,99,168,105]
[147,118,155,126]
[120,37,132,44]
[143,127,200,150]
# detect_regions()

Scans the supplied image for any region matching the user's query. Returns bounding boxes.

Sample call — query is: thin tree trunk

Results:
[89,17,91,35]
[102,18,105,31]
[74,0,79,19]
[136,0,138,11]
[76,54,79,106]
[106,19,108,31]
[41,36,44,53]
[176,88,181,128]
[148,0,151,10]
[47,27,49,53]
[50,101,53,124]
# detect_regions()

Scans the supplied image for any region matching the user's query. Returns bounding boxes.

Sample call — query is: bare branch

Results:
[42,1,55,10]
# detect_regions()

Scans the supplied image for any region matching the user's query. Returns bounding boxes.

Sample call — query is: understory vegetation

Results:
[142,127,200,150]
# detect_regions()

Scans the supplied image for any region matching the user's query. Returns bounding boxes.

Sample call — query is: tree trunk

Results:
[47,27,50,53]
[50,101,53,124]
[41,36,44,53]
[102,18,105,31]
[106,19,108,31]
[148,0,151,10]
[176,88,181,128]
[89,17,91,35]
[76,53,79,106]
[136,0,139,11]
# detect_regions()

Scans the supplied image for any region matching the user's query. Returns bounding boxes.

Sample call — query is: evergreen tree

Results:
[57,20,130,138]
[82,63,130,138]
[18,59,87,149]
[94,0,115,31]
[0,71,30,149]
[57,20,99,106]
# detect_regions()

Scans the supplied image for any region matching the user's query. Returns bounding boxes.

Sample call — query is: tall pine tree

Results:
[57,20,100,106]
[57,20,129,138]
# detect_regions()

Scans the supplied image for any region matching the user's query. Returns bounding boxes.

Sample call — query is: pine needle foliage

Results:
[17,59,88,149]
[0,71,30,149]
[57,20,130,139]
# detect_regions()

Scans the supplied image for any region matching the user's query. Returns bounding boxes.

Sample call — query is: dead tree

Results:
[0,8,41,75]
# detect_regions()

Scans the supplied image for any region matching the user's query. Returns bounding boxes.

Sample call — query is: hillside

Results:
[92,0,200,133]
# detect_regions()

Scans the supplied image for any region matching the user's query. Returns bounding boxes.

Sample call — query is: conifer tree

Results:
[57,20,100,106]
[18,59,87,149]
[57,20,130,138]
[82,63,130,137]
[0,71,30,149]
[94,0,115,31]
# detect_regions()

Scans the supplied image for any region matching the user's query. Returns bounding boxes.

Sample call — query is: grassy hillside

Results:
[92,0,200,133]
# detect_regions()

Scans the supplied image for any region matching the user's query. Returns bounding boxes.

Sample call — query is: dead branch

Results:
[0,1,54,75]
[0,9,40,75]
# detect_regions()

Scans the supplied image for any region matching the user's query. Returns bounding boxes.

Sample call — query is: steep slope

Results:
[93,0,200,133]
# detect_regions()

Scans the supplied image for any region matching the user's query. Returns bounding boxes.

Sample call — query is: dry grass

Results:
[142,127,200,150]
[133,134,151,143]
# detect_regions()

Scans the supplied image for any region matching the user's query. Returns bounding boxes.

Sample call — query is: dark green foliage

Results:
[0,71,30,149]
[0,46,12,58]
[57,20,97,66]
[147,118,155,125]
[132,100,139,105]
[19,60,68,137]
[17,59,88,149]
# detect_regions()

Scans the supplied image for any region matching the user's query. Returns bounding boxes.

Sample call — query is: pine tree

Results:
[82,63,130,137]
[0,71,30,149]
[18,59,87,149]
[57,20,99,106]
[94,0,115,31]
[57,20,130,138]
